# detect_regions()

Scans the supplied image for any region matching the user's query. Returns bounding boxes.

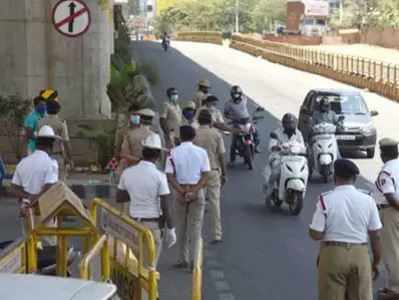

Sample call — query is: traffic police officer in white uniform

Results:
[165,125,210,269]
[309,159,382,300]
[376,138,399,297]
[117,133,176,267]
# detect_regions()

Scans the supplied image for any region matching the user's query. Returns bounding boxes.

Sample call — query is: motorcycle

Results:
[265,143,309,216]
[310,122,338,183]
[162,37,170,52]
[229,107,264,170]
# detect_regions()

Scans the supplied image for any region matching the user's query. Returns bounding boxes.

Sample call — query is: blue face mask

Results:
[130,115,141,125]
[183,110,195,121]
[36,102,47,116]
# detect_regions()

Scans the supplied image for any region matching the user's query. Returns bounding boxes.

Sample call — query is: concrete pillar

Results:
[0,0,114,119]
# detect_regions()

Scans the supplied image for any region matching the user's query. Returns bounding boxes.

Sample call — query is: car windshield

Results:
[315,94,369,115]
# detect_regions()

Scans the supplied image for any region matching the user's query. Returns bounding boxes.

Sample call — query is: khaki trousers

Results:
[380,207,399,293]
[205,170,222,240]
[318,244,372,300]
[140,220,162,269]
[175,190,205,263]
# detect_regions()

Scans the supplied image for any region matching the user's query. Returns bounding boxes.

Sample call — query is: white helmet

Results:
[37,125,61,140]
[142,133,164,150]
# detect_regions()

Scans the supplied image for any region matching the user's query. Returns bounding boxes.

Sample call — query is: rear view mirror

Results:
[370,110,379,117]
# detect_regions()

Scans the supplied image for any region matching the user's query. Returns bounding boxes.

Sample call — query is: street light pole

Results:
[235,0,239,33]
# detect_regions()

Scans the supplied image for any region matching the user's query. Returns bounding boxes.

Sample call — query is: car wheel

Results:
[366,148,375,159]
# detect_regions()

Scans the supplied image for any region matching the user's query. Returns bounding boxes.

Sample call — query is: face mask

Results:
[170,95,179,103]
[130,115,141,125]
[183,110,195,121]
[36,103,47,116]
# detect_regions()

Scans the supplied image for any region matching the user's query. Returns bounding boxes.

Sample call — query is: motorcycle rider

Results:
[198,95,236,133]
[264,113,306,197]
[193,80,211,109]
[224,85,260,156]
[161,32,170,48]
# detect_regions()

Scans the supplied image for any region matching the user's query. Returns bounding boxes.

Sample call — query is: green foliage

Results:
[0,95,32,160]
[154,0,287,34]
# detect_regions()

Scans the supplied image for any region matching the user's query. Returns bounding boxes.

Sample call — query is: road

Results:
[131,41,399,300]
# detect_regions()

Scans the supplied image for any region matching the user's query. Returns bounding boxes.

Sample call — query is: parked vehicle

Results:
[265,142,309,216]
[230,107,264,170]
[0,274,117,300]
[298,89,378,158]
[310,122,338,182]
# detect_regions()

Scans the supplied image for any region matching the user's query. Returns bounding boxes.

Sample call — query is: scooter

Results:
[162,38,170,52]
[265,143,309,216]
[229,107,264,170]
[310,122,338,183]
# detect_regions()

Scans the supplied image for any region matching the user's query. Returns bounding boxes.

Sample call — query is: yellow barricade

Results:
[192,238,203,300]
[90,198,159,300]
[0,238,27,274]
[80,234,110,282]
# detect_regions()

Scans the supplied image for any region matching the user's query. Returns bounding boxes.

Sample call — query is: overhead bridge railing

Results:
[90,197,159,300]
[176,31,223,45]
[230,34,399,102]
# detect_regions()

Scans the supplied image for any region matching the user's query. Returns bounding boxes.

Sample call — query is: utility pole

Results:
[339,0,344,25]
[235,0,239,33]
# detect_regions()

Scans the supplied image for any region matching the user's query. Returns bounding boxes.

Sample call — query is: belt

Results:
[378,204,391,210]
[132,217,160,223]
[322,241,368,248]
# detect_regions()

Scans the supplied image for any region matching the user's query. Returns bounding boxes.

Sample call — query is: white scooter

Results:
[265,143,309,216]
[310,123,338,183]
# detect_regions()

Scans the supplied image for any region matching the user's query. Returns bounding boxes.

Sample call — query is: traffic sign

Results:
[52,0,91,37]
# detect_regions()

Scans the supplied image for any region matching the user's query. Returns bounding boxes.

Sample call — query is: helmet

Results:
[231,85,243,100]
[142,133,164,150]
[37,125,61,140]
[282,113,298,132]
[136,108,155,118]
[40,89,58,101]
[198,79,211,89]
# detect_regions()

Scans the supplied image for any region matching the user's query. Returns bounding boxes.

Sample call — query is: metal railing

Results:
[231,34,399,101]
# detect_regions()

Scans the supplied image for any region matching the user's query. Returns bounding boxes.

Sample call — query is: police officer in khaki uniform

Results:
[38,99,72,181]
[193,79,211,109]
[309,159,382,300]
[376,138,399,298]
[181,101,199,129]
[194,109,226,243]
[160,87,182,148]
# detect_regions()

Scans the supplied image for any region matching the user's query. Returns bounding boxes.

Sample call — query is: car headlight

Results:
[362,123,375,135]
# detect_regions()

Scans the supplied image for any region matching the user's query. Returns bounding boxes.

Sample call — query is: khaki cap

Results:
[198,79,211,88]
[181,101,196,110]
[136,108,155,117]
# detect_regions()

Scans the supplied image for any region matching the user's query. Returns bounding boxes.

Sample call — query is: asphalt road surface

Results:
[131,41,399,300]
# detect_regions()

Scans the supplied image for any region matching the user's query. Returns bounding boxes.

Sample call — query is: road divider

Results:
[230,34,399,102]
[176,31,223,45]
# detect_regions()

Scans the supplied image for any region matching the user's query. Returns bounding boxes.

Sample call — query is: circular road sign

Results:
[52,0,91,37]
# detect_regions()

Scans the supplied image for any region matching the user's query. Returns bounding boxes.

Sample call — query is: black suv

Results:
[298,89,378,158]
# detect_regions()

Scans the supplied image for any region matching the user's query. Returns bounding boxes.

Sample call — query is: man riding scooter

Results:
[264,113,306,199]
[224,85,260,157]
[312,97,341,127]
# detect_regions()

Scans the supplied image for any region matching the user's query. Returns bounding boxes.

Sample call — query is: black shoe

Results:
[210,239,223,245]
[173,261,189,269]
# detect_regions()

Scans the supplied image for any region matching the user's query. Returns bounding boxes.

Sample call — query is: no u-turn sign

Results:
[52,0,91,37]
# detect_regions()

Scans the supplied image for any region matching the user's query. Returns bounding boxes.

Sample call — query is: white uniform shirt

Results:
[118,161,170,219]
[12,150,59,195]
[375,159,399,204]
[165,142,211,184]
[310,185,382,244]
